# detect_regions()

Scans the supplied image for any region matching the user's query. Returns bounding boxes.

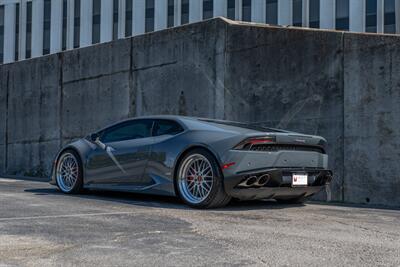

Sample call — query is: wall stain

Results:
[178,91,187,116]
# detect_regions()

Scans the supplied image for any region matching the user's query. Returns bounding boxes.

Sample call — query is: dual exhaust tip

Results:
[240,174,271,188]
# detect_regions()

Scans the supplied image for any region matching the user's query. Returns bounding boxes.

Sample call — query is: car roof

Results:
[135,115,287,133]
[94,115,288,135]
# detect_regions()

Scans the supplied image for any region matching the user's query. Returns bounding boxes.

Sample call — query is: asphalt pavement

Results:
[0,177,399,267]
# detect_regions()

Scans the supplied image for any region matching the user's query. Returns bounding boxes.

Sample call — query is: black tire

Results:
[175,148,231,209]
[55,149,84,194]
[276,195,308,204]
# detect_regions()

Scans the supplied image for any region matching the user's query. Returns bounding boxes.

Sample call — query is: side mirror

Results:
[90,133,107,150]
[90,133,99,142]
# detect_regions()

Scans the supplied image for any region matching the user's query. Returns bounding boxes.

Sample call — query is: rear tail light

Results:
[233,136,276,150]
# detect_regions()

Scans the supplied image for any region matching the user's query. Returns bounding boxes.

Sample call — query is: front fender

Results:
[49,139,94,185]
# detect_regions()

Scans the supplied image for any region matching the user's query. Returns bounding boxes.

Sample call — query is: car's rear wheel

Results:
[176,148,231,208]
[56,150,83,194]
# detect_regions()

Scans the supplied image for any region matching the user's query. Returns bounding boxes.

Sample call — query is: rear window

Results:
[153,120,184,136]
[198,119,283,133]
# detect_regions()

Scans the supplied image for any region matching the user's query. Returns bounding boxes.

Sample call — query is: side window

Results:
[153,120,184,137]
[101,120,153,143]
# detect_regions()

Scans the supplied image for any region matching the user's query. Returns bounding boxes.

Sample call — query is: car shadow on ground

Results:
[24,187,307,211]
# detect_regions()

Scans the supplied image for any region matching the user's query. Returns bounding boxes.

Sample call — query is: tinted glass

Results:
[26,2,32,58]
[125,0,132,36]
[62,0,67,50]
[384,0,395,33]
[336,0,349,30]
[266,0,277,24]
[227,0,235,20]
[181,0,189,24]
[92,0,101,44]
[101,120,153,143]
[113,0,118,40]
[242,0,251,22]
[167,0,174,27]
[15,3,19,60]
[292,0,302,26]
[203,0,213,19]
[74,0,80,48]
[309,0,319,28]
[199,119,283,133]
[154,120,184,136]
[145,0,154,32]
[366,0,377,33]
[0,6,4,63]
[43,0,51,54]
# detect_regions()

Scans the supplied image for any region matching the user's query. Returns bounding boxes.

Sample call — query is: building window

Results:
[15,3,19,60]
[181,0,189,24]
[293,0,302,26]
[336,0,349,30]
[309,0,319,28]
[113,0,118,40]
[26,2,32,58]
[227,0,235,20]
[366,0,377,33]
[167,0,174,27]
[203,0,213,19]
[145,0,154,32]
[242,0,251,22]
[43,0,51,55]
[0,6,4,63]
[62,0,67,50]
[74,0,80,48]
[266,0,278,25]
[384,0,396,33]
[125,0,132,36]
[92,0,101,44]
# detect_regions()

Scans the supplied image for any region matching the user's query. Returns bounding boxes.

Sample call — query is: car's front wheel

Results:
[56,150,84,194]
[176,148,231,209]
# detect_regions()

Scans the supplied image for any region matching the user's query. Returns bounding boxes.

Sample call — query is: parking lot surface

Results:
[0,177,399,267]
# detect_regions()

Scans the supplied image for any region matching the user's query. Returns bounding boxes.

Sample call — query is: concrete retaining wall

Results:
[223,23,345,202]
[343,33,400,205]
[0,18,399,207]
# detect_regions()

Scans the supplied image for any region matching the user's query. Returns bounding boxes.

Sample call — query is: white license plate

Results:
[292,173,308,186]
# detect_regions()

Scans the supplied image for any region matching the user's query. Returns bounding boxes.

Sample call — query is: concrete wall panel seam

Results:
[341,31,345,202]
[4,70,10,173]
[59,53,64,145]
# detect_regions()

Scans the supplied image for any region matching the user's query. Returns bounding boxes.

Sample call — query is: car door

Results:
[143,119,186,186]
[85,119,154,187]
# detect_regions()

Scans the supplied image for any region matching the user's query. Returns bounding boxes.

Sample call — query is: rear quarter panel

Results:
[146,129,244,193]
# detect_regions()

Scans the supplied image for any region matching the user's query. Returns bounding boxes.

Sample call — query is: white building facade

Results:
[0,0,399,64]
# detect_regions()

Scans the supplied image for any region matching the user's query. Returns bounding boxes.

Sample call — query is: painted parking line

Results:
[0,178,21,183]
[0,177,48,183]
[0,211,138,222]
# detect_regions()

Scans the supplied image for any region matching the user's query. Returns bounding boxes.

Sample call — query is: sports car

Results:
[50,115,332,208]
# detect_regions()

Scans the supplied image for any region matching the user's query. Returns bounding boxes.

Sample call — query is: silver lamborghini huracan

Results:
[50,115,332,208]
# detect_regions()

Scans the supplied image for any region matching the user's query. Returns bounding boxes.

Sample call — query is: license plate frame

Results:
[292,173,308,187]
